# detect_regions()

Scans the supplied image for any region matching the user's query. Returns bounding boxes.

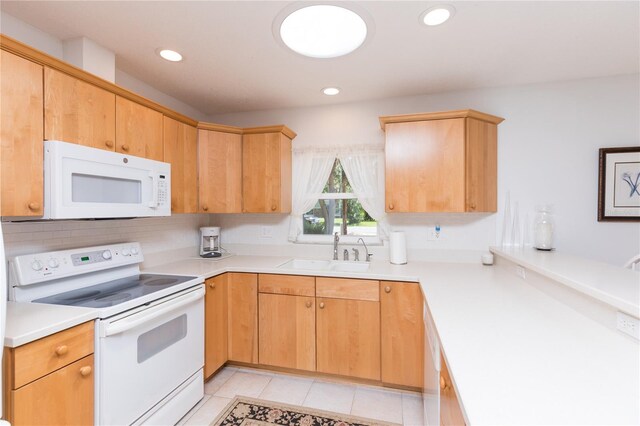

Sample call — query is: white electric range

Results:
[9,242,205,425]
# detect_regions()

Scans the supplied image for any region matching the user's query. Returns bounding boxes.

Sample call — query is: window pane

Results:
[303,198,376,237]
[322,159,352,194]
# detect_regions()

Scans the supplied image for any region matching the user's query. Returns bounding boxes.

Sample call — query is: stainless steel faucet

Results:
[333,232,339,260]
[357,238,373,262]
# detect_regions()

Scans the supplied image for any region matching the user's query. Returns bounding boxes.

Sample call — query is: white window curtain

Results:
[288,149,336,241]
[338,146,389,239]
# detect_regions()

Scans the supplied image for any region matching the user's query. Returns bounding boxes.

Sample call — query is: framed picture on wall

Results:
[598,146,640,221]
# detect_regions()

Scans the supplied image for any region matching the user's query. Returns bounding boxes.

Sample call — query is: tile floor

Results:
[178,366,425,426]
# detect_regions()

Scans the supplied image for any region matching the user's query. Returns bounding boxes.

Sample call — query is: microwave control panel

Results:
[158,175,168,206]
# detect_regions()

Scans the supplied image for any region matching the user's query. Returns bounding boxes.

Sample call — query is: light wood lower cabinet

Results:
[440,351,466,426]
[316,297,381,381]
[227,273,258,363]
[3,321,95,425]
[204,274,228,378]
[0,50,44,217]
[258,293,316,371]
[381,281,424,388]
[11,355,94,426]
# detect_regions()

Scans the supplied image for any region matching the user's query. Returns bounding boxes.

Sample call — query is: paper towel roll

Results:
[389,231,407,265]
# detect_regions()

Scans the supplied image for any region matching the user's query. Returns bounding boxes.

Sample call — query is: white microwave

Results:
[36,141,171,220]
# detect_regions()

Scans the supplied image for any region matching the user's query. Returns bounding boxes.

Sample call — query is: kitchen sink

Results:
[278,259,370,272]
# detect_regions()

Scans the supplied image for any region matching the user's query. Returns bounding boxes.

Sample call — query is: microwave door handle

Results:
[148,171,159,208]
[100,287,205,337]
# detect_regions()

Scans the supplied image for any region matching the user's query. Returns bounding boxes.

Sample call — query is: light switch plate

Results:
[260,226,273,239]
[617,311,639,340]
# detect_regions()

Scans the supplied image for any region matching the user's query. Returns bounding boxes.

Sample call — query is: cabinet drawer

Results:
[316,277,379,301]
[259,274,315,296]
[11,321,94,388]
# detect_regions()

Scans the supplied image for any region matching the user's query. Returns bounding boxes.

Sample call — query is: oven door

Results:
[97,285,204,426]
[44,140,170,219]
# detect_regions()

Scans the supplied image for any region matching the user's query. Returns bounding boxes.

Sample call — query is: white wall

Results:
[210,74,640,266]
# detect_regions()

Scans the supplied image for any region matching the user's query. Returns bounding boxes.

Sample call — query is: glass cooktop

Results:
[33,274,197,308]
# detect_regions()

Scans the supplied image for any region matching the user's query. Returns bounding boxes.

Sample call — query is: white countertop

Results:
[6,253,639,424]
[491,246,640,316]
[4,302,97,347]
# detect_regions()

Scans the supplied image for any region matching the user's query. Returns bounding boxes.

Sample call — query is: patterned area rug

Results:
[210,396,400,426]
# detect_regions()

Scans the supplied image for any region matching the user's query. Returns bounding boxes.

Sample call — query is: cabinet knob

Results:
[80,366,92,377]
[121,144,129,152]
[28,202,40,212]
[468,202,477,211]
[440,376,447,390]
[271,204,277,211]
[384,286,391,293]
[305,301,312,308]
[105,140,114,148]
[319,302,325,309]
[55,345,68,356]
[209,283,216,289]
[202,204,209,212]
[388,203,394,210]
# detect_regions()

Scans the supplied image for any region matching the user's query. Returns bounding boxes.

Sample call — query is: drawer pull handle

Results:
[28,202,40,212]
[80,366,92,377]
[305,301,312,308]
[319,302,325,309]
[55,345,68,356]
[209,283,216,289]
[384,286,391,293]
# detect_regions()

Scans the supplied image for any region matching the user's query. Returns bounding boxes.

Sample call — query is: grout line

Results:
[300,378,316,406]
[208,367,236,396]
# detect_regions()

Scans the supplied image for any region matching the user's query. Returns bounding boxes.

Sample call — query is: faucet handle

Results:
[352,248,360,262]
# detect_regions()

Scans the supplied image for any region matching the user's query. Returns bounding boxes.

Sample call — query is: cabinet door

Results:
[316,298,380,380]
[164,116,198,213]
[465,118,497,212]
[380,281,424,388]
[0,51,44,216]
[11,354,94,426]
[115,96,163,161]
[205,274,228,378]
[385,119,465,213]
[242,132,291,213]
[44,67,116,151]
[258,293,315,371]
[440,352,466,426]
[198,129,242,213]
[227,273,258,363]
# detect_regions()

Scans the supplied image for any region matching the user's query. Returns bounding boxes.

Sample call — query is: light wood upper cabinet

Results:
[440,351,467,426]
[204,274,228,378]
[258,293,316,371]
[380,281,424,388]
[115,96,163,161]
[316,297,381,381]
[0,51,44,217]
[227,273,258,364]
[381,110,503,213]
[163,116,198,213]
[198,126,243,213]
[44,67,116,151]
[242,126,295,213]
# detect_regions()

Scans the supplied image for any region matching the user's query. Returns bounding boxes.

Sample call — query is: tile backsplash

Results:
[1,214,209,259]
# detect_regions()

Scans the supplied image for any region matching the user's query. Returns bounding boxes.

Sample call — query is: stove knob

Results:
[31,260,43,271]
[131,247,139,255]
[122,249,130,256]
[48,258,59,268]
[102,250,112,260]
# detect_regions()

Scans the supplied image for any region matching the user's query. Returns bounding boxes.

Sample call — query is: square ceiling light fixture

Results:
[275,4,372,59]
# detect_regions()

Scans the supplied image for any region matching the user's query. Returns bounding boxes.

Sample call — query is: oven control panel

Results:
[11,242,144,286]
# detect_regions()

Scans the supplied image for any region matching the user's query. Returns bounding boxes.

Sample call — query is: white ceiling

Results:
[2,1,638,115]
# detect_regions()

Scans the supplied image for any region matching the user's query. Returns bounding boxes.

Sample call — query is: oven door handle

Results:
[100,287,204,337]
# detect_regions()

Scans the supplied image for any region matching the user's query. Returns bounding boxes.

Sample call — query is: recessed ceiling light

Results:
[279,5,367,58]
[158,49,183,62]
[322,87,340,96]
[421,6,455,26]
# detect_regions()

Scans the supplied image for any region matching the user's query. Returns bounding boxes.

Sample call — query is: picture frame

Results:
[598,146,640,221]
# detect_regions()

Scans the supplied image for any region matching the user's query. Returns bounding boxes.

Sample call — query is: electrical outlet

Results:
[260,226,273,239]
[617,312,640,340]
[515,265,526,280]
[427,224,442,241]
